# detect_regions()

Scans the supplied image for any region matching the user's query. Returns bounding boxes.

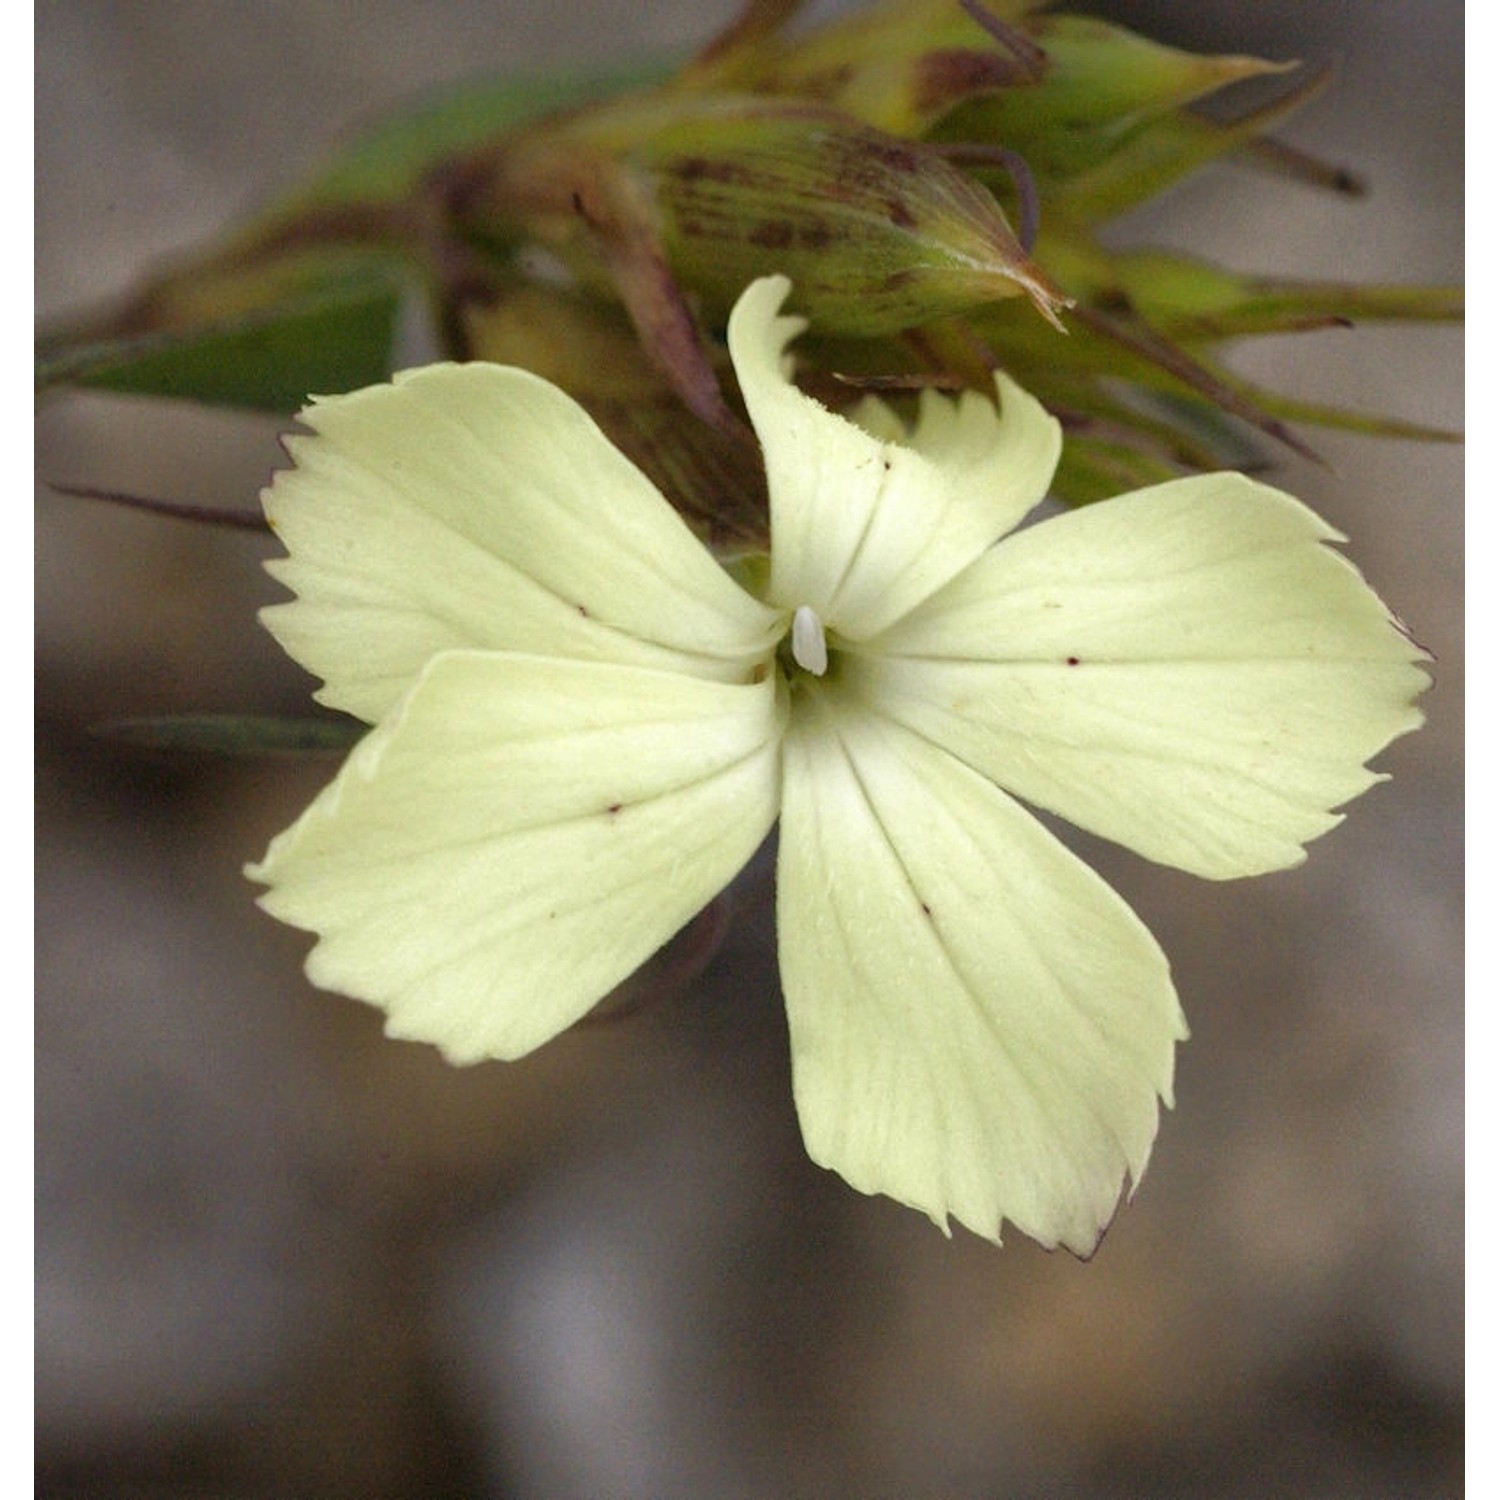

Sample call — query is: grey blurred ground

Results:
[35,2,1463,1496]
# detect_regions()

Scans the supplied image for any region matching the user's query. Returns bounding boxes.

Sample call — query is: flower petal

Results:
[262,363,781,723]
[248,652,783,1062]
[776,690,1184,1253]
[727,276,1061,639]
[855,474,1430,879]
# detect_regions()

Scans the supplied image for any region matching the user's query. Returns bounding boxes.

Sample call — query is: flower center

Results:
[790,604,829,677]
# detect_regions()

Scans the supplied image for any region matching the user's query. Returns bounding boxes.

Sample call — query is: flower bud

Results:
[929,14,1292,183]
[641,101,1067,332]
[454,95,1066,336]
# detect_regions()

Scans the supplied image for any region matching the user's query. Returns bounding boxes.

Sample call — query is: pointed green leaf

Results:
[1192,368,1465,444]
[37,263,404,411]
[1112,250,1464,341]
[1050,65,1334,222]
[94,714,364,756]
[973,291,1319,462]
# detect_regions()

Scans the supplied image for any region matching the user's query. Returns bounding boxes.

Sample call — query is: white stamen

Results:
[791,605,829,676]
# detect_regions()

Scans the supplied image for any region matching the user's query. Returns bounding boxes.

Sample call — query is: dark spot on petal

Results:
[577,603,590,617]
[1066,656,1080,666]
[921,902,933,918]
[607,802,623,815]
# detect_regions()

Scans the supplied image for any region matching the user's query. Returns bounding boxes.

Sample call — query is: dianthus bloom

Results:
[249,276,1426,1253]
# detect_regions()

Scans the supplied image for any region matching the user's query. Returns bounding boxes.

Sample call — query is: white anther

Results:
[791,605,829,676]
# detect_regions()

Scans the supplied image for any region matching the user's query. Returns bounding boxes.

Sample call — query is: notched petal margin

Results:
[859,473,1430,880]
[776,690,1183,1254]
[260,360,781,724]
[249,650,784,1063]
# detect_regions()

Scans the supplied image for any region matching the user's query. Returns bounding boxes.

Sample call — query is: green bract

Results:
[37,1,1460,532]
[248,277,1426,1253]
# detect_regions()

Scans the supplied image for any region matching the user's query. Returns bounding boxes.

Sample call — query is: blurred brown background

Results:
[35,3,1462,1496]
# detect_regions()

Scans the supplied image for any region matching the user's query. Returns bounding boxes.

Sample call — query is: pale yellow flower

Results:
[249,276,1426,1253]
